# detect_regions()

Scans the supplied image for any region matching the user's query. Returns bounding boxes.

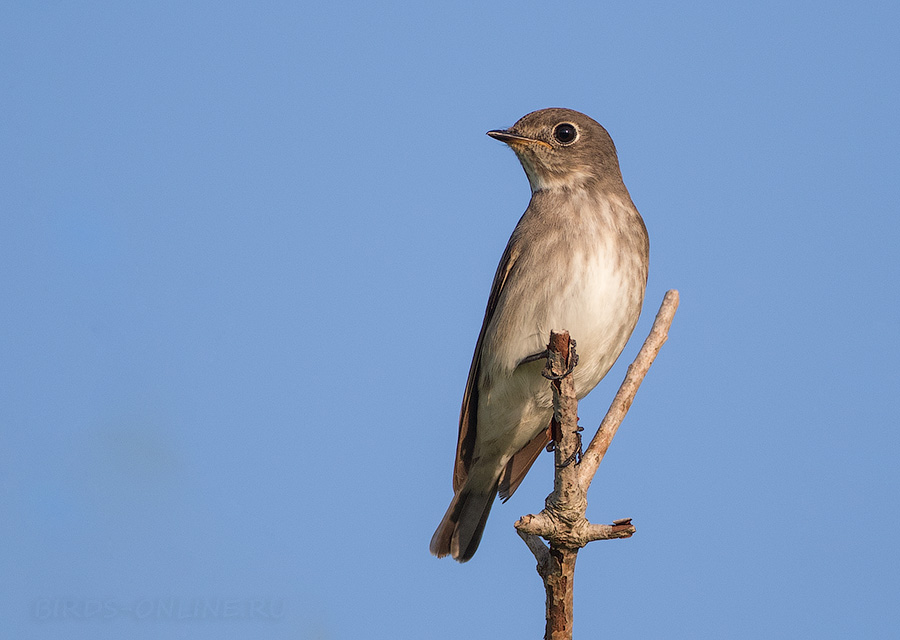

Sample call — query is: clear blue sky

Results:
[3,2,899,638]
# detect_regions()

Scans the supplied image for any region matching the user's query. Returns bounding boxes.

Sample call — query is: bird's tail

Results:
[429,480,498,562]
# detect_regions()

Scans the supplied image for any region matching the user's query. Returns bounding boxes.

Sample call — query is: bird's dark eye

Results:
[553,123,577,144]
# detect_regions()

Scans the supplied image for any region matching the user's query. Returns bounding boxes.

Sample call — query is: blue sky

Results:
[2,1,899,638]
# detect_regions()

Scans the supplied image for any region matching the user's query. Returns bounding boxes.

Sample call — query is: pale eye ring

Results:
[553,123,577,144]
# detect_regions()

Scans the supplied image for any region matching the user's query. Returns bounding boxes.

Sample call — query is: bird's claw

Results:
[541,339,579,380]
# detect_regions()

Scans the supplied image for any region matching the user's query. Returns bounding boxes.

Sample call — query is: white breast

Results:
[474,192,646,457]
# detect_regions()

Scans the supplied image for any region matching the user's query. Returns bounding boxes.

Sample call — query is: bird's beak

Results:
[487,129,552,149]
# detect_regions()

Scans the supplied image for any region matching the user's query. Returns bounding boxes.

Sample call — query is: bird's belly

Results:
[474,249,643,465]
[554,267,642,399]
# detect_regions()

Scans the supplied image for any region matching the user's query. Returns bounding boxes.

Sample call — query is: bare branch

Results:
[578,289,680,491]
[514,290,679,640]
[517,529,551,574]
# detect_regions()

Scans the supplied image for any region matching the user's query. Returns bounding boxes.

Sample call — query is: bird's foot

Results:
[549,423,584,468]
[558,425,584,468]
[541,338,579,380]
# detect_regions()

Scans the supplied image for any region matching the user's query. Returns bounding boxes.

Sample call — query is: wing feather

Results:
[452,239,521,491]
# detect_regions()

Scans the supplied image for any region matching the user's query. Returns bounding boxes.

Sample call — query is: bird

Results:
[430,108,649,562]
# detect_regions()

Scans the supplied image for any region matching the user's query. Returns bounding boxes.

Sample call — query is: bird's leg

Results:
[519,349,549,365]
[558,422,584,468]
[547,416,583,467]
[542,337,582,465]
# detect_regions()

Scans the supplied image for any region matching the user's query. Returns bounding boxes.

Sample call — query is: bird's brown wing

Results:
[452,239,521,492]
[498,426,552,501]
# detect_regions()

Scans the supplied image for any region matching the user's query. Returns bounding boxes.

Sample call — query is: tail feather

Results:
[430,482,498,562]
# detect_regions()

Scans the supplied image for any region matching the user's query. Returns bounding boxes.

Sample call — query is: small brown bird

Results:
[430,108,649,562]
